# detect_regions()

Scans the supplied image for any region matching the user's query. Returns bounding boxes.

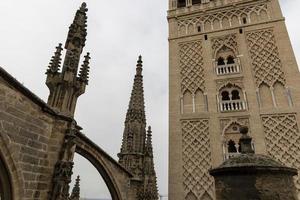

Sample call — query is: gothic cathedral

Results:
[168,0,300,199]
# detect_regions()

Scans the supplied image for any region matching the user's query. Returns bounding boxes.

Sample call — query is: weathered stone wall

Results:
[0,76,69,200]
[214,173,298,200]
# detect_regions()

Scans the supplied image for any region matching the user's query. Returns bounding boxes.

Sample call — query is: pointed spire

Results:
[145,126,153,157]
[126,55,146,123]
[141,126,159,200]
[79,52,90,84]
[46,43,63,74]
[118,56,147,178]
[65,2,88,51]
[70,175,80,200]
[136,55,143,75]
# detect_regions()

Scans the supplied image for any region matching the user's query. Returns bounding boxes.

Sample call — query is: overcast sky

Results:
[0,0,299,199]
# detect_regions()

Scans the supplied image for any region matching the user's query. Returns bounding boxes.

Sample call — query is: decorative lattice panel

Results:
[179,41,205,94]
[262,114,300,192]
[212,34,238,56]
[246,29,285,87]
[182,119,214,200]
[178,3,268,35]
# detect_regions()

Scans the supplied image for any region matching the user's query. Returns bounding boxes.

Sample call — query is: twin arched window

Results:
[221,89,240,101]
[217,55,235,66]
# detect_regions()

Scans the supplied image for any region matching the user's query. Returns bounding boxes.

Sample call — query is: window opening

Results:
[217,57,225,66]
[178,0,186,8]
[228,140,237,153]
[221,91,230,101]
[227,56,235,64]
[197,26,201,32]
[231,90,240,100]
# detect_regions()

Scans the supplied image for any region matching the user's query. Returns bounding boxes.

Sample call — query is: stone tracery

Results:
[177,3,268,36]
[182,119,214,200]
[246,29,286,87]
[262,114,300,193]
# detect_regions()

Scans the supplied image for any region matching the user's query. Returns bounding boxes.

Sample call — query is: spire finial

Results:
[65,2,88,51]
[79,52,90,84]
[239,126,255,154]
[46,43,63,74]
[147,126,152,136]
[70,175,81,200]
[81,2,87,10]
[146,126,153,157]
[136,55,143,75]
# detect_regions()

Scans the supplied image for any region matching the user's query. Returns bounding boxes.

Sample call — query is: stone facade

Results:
[168,0,300,199]
[0,69,70,200]
[0,2,159,200]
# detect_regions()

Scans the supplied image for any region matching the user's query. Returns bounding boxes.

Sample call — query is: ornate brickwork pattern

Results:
[216,78,244,91]
[262,114,300,192]
[220,117,249,135]
[246,29,286,87]
[177,3,268,36]
[182,119,214,200]
[212,34,238,56]
[179,41,205,94]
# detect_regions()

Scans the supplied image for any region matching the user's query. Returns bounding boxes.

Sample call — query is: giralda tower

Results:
[168,0,300,199]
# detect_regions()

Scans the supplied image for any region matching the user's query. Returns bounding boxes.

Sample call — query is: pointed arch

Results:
[213,19,220,30]
[222,121,243,136]
[204,20,211,32]
[273,82,289,108]
[214,45,237,60]
[259,83,273,109]
[250,11,259,23]
[186,191,197,200]
[218,82,242,92]
[259,10,268,21]
[195,89,205,112]
[222,17,230,28]
[187,24,194,34]
[231,15,239,26]
[0,131,24,200]
[183,90,193,113]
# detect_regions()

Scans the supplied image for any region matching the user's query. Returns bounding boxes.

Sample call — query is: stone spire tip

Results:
[136,55,143,75]
[147,126,152,135]
[80,2,87,11]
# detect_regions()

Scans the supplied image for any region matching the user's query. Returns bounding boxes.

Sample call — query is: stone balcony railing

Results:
[216,63,240,75]
[225,152,240,160]
[220,100,246,112]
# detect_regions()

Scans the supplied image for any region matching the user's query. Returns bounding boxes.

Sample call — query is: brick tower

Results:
[168,0,300,199]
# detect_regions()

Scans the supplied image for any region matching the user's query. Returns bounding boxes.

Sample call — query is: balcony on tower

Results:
[218,84,247,112]
[214,45,241,76]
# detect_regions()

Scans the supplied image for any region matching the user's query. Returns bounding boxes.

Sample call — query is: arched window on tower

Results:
[228,140,237,153]
[217,57,225,66]
[215,46,240,75]
[231,90,240,100]
[219,85,246,112]
[227,55,235,64]
[222,123,250,160]
[221,91,230,101]
[178,0,186,8]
